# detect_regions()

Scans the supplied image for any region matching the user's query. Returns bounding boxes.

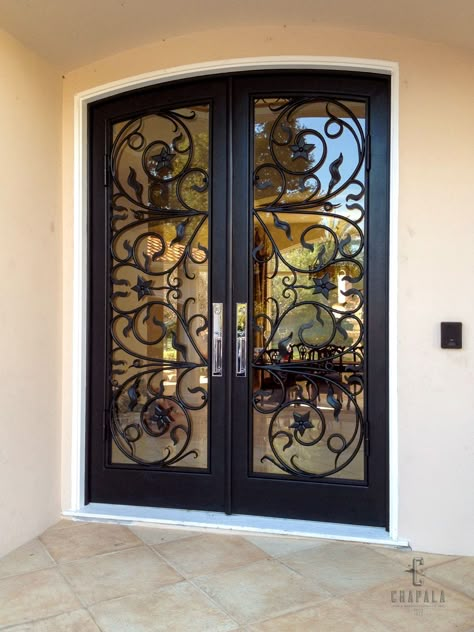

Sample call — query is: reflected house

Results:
[110,108,211,468]
[251,98,366,480]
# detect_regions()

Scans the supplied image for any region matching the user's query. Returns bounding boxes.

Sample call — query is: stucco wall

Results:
[61,25,474,555]
[0,29,62,557]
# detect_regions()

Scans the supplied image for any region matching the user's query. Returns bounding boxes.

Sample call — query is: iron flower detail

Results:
[151,402,173,432]
[132,275,153,300]
[290,138,315,161]
[312,272,336,299]
[290,411,314,436]
[149,147,175,173]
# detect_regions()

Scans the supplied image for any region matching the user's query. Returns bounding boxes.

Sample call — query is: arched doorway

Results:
[87,71,390,526]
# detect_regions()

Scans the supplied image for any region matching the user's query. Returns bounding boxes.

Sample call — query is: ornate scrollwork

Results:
[111,108,209,213]
[252,97,367,479]
[108,106,210,467]
[254,97,365,210]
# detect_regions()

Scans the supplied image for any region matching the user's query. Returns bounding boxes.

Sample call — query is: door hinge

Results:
[364,423,370,456]
[365,134,371,172]
[104,154,110,187]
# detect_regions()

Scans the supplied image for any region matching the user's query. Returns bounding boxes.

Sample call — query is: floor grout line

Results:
[53,542,147,565]
[421,571,474,601]
[368,542,463,568]
[56,562,89,610]
[37,538,58,567]
[38,523,146,562]
[71,539,242,630]
[423,555,463,570]
[187,576,243,628]
[0,604,86,631]
[240,593,339,629]
[0,540,59,582]
[149,547,340,628]
[0,564,57,582]
[55,539,188,610]
[146,532,276,578]
[85,603,106,632]
[147,541,246,628]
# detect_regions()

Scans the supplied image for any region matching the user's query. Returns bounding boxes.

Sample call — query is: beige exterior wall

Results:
[0,29,62,557]
[61,26,474,555]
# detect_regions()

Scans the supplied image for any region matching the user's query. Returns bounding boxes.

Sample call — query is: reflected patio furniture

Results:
[296,344,363,410]
[255,343,363,409]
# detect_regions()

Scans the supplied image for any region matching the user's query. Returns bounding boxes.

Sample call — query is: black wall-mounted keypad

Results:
[441,322,462,349]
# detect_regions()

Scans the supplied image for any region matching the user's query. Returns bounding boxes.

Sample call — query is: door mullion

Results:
[230,77,252,507]
[223,77,233,514]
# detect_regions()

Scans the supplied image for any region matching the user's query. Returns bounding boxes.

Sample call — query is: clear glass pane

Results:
[109,105,210,468]
[252,97,366,480]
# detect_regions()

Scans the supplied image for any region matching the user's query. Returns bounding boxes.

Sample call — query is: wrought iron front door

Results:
[88,73,390,526]
[88,79,228,511]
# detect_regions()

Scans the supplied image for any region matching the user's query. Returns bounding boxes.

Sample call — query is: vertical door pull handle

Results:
[212,303,223,377]
[236,303,247,377]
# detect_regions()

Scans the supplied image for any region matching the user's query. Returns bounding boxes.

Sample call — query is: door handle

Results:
[212,303,223,377]
[236,303,247,377]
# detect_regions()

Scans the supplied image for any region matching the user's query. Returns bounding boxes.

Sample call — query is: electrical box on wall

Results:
[441,322,462,349]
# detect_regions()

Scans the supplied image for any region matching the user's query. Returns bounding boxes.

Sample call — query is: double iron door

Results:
[88,72,390,526]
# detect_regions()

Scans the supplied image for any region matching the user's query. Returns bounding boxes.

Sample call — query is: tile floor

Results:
[0,520,472,631]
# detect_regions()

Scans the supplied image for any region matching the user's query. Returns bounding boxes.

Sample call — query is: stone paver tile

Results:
[0,569,80,628]
[243,533,326,558]
[248,596,388,631]
[89,581,239,632]
[280,541,403,596]
[154,533,267,578]
[0,541,54,580]
[194,558,330,625]
[59,545,182,605]
[39,522,141,563]
[129,525,198,545]
[343,575,474,631]
[425,557,474,599]
[2,609,99,631]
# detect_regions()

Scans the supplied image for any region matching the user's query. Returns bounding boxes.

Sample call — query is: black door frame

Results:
[87,71,390,527]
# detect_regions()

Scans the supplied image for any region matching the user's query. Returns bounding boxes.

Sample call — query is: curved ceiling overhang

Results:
[1,0,473,72]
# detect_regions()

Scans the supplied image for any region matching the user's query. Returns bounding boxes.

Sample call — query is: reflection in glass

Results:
[108,105,210,468]
[252,98,366,480]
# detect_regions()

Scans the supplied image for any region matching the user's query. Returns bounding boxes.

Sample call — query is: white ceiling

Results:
[1,0,473,72]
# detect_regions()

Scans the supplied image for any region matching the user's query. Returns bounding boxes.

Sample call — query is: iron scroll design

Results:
[252,97,367,479]
[108,105,210,467]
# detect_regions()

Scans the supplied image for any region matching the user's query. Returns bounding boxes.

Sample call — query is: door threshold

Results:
[64,503,409,548]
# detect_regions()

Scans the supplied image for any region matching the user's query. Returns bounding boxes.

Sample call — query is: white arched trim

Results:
[68,56,403,546]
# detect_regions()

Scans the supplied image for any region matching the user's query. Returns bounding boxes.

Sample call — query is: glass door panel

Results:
[251,97,367,481]
[108,105,210,469]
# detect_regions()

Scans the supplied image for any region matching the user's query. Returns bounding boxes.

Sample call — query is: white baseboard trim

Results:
[63,503,409,548]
